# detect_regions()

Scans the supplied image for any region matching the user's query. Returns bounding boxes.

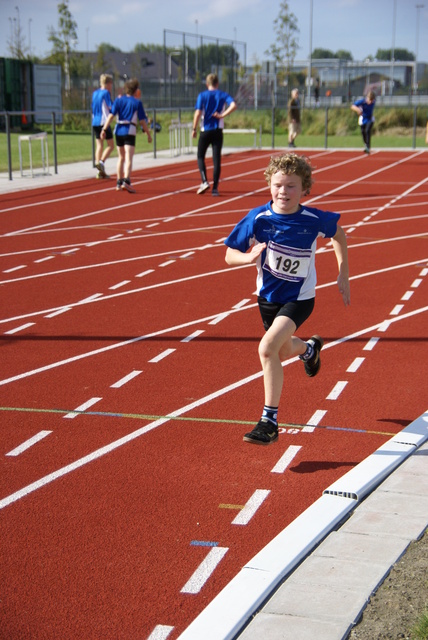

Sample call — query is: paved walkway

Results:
[2,152,427,640]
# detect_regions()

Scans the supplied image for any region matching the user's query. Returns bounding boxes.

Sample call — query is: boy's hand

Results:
[337,272,351,306]
[247,242,267,263]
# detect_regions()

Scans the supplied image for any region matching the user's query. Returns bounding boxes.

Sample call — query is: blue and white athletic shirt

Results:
[111,95,148,136]
[195,89,234,131]
[353,98,376,125]
[225,202,340,304]
[91,88,113,126]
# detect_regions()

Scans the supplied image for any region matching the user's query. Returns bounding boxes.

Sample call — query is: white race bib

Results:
[263,241,312,282]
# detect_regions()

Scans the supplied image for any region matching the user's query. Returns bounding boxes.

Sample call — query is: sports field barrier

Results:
[168,122,263,156]
[1,105,427,181]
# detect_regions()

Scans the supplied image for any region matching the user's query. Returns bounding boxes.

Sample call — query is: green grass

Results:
[411,606,428,639]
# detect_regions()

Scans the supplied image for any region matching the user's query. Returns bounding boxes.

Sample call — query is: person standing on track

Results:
[101,78,152,193]
[224,153,351,445]
[351,90,376,154]
[92,74,114,179]
[192,73,237,197]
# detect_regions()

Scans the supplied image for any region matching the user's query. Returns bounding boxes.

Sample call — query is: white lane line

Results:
[61,248,79,255]
[3,265,26,273]
[326,381,348,400]
[232,489,270,526]
[147,625,174,640]
[180,547,229,594]
[302,409,327,432]
[4,322,35,335]
[159,260,176,267]
[34,256,55,263]
[233,299,251,309]
[209,312,230,325]
[110,370,142,388]
[148,349,176,363]
[180,251,195,259]
[411,278,423,288]
[390,304,404,316]
[181,330,205,343]
[420,268,428,276]
[109,280,131,290]
[45,307,72,318]
[271,445,302,474]
[401,291,414,301]
[6,431,52,456]
[79,293,103,303]
[63,397,103,419]
[135,269,154,278]
[363,337,379,351]
[347,357,365,373]
[377,320,392,332]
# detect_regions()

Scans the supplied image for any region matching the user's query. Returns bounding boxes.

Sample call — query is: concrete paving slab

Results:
[238,612,348,640]
[260,579,368,622]
[311,529,411,565]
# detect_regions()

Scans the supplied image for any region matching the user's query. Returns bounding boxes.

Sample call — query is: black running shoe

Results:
[243,419,278,445]
[303,335,324,377]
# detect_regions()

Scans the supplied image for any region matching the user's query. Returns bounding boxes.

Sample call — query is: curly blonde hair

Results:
[264,153,313,194]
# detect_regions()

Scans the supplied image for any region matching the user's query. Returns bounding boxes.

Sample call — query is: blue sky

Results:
[1,0,427,66]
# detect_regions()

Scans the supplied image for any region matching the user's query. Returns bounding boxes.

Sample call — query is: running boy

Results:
[351,90,376,154]
[225,153,350,445]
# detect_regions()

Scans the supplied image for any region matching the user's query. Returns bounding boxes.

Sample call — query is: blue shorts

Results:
[257,296,315,332]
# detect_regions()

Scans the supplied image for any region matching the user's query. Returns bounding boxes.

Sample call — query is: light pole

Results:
[28,18,32,57]
[195,20,198,79]
[308,0,313,103]
[169,50,181,107]
[390,0,396,95]
[414,4,424,93]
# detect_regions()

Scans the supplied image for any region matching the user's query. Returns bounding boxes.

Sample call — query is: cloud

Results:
[189,0,262,26]
[92,14,120,26]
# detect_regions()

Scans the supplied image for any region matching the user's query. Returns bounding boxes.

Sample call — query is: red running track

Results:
[0,149,427,639]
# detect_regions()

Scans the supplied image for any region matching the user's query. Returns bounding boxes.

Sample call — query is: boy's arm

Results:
[100,113,114,138]
[225,243,266,266]
[331,226,351,306]
[140,119,152,143]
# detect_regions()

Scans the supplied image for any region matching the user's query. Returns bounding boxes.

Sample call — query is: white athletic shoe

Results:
[197,181,210,194]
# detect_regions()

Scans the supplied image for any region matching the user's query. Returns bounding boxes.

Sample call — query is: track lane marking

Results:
[231,490,270,526]
[63,397,103,419]
[271,446,302,474]
[6,431,52,457]
[180,547,229,595]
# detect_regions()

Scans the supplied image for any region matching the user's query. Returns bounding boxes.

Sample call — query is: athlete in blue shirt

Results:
[192,73,237,196]
[351,91,376,154]
[92,74,114,179]
[225,153,350,445]
[101,78,152,192]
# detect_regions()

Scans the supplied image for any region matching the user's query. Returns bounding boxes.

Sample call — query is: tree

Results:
[47,1,78,94]
[375,48,415,61]
[336,50,353,61]
[7,7,29,59]
[265,0,299,90]
[312,48,335,59]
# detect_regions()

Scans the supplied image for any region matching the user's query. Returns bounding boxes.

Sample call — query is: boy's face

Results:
[270,171,303,215]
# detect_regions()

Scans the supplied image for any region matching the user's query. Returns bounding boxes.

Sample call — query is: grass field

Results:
[1,114,426,174]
